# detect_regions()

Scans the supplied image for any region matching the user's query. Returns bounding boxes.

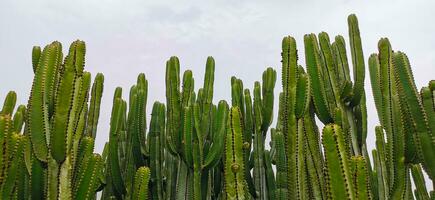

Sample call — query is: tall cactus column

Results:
[224,107,252,200]
[280,36,312,200]
[252,67,276,200]
[149,102,165,200]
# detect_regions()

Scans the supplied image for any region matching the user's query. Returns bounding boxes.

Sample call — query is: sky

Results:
[1,0,434,189]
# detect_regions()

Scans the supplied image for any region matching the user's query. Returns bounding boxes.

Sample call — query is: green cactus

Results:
[86,73,104,139]
[0,92,29,199]
[1,13,435,200]
[132,167,151,200]
[149,102,165,200]
[368,38,435,199]
[25,40,105,199]
[225,107,252,200]
[305,14,368,159]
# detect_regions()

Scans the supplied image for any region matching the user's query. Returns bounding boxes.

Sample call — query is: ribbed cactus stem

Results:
[132,167,151,200]
[86,73,104,139]
[166,56,182,155]
[149,102,165,200]
[322,124,355,200]
[225,107,252,200]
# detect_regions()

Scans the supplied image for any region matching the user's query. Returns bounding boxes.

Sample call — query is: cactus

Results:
[369,37,435,199]
[224,107,252,199]
[1,13,434,200]
[132,167,151,200]
[305,14,367,157]
[25,40,105,199]
[149,102,165,200]
[0,91,29,199]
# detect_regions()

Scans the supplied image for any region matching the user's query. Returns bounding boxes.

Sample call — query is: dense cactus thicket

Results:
[0,14,434,200]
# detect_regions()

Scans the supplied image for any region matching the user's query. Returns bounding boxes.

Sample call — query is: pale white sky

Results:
[1,0,434,189]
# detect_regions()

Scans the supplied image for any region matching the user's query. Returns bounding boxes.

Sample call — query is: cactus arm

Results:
[203,100,228,170]
[1,91,17,116]
[193,103,203,160]
[377,39,393,131]
[273,130,288,199]
[355,92,368,152]
[12,105,26,134]
[136,73,148,149]
[32,46,41,74]
[181,70,194,113]
[132,167,150,200]
[30,156,46,199]
[128,74,148,167]
[0,134,24,199]
[74,154,104,200]
[322,125,348,200]
[253,81,268,199]
[264,150,276,200]
[72,102,89,169]
[333,38,354,102]
[281,36,299,199]
[231,77,245,116]
[368,54,384,123]
[261,67,276,132]
[50,59,76,163]
[296,119,309,200]
[166,57,182,155]
[232,85,255,198]
[302,107,326,200]
[86,73,104,139]
[28,42,62,162]
[376,39,399,189]
[243,89,253,151]
[193,139,202,200]
[372,149,382,200]
[281,36,298,121]
[175,161,191,200]
[202,57,215,109]
[304,34,333,123]
[15,143,28,200]
[108,97,126,197]
[352,156,372,200]
[421,84,434,135]
[68,40,85,75]
[411,164,430,200]
[0,116,10,183]
[322,124,355,200]
[348,14,365,106]
[74,137,94,182]
[225,107,251,200]
[44,41,62,116]
[200,57,215,139]
[47,156,60,200]
[182,106,194,167]
[333,35,351,85]
[149,102,165,200]
[318,32,340,108]
[295,70,311,118]
[375,126,390,199]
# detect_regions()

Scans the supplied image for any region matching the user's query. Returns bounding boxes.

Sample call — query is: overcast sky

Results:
[1,0,434,188]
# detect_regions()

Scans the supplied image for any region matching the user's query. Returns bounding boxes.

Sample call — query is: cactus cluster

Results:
[0,14,434,200]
